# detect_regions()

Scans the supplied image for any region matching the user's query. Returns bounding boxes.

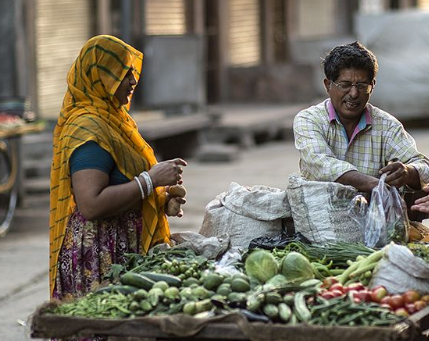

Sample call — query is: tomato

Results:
[345,282,364,292]
[370,286,388,303]
[380,295,391,305]
[402,290,421,304]
[380,303,392,310]
[353,297,361,304]
[354,290,371,302]
[330,289,343,298]
[329,283,344,293]
[414,300,427,311]
[405,303,417,314]
[395,307,409,318]
[390,295,405,309]
[320,291,335,300]
[347,289,358,298]
[322,277,339,289]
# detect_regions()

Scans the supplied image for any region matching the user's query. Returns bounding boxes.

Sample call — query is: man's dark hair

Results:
[322,41,378,82]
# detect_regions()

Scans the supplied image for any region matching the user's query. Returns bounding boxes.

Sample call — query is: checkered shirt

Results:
[293,99,429,186]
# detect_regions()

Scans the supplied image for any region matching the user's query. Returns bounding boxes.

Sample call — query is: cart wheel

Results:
[0,138,18,237]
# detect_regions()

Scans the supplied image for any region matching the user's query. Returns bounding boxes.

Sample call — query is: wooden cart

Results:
[31,304,429,341]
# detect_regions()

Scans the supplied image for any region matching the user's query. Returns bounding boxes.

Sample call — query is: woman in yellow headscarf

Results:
[49,35,187,300]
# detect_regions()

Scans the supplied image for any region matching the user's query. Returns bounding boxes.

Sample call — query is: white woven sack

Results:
[370,243,429,294]
[287,174,361,243]
[199,182,291,249]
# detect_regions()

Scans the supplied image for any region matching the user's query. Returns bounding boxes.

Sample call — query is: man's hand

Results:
[379,161,420,189]
[379,161,410,188]
[411,185,429,213]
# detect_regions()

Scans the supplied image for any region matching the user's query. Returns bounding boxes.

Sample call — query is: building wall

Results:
[0,0,17,97]
[35,0,91,119]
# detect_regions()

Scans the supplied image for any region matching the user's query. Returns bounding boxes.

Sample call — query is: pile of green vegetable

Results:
[47,241,413,327]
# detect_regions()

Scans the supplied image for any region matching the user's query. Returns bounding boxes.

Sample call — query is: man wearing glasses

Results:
[293,41,429,194]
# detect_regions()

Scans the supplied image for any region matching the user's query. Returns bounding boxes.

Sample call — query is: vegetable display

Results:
[47,241,429,329]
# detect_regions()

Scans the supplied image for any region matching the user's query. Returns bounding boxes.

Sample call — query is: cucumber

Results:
[278,303,292,323]
[94,284,139,295]
[120,272,156,290]
[139,271,182,287]
[263,303,279,319]
[293,291,312,322]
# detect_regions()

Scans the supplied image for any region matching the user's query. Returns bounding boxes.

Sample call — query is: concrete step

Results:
[204,103,303,148]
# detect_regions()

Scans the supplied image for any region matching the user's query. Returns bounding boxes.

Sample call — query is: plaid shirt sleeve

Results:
[383,119,429,187]
[293,106,357,182]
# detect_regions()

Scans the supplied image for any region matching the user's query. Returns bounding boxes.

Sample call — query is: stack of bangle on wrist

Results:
[134,176,145,199]
[140,171,153,196]
[134,171,153,199]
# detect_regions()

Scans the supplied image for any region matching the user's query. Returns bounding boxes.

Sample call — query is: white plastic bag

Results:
[349,173,409,248]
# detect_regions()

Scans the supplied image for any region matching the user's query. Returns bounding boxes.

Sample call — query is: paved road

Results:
[2,129,429,340]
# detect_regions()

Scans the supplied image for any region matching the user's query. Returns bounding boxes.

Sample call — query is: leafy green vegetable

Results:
[244,250,278,284]
[280,251,314,283]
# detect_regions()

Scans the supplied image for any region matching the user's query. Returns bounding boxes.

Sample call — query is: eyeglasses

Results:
[331,81,373,94]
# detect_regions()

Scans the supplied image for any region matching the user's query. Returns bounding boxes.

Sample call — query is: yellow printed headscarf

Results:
[49,35,170,297]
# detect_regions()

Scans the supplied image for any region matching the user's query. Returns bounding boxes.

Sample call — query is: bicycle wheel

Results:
[0,138,18,237]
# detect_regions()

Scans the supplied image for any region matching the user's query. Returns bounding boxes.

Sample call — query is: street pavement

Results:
[2,125,429,340]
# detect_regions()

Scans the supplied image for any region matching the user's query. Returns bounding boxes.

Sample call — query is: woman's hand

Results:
[411,185,429,213]
[148,158,187,187]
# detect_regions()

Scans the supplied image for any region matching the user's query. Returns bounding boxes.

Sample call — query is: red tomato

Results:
[346,282,364,292]
[329,283,344,293]
[402,290,421,304]
[414,300,427,311]
[322,277,339,289]
[395,307,409,318]
[380,295,391,305]
[354,290,371,302]
[390,295,405,309]
[353,297,362,304]
[405,303,417,314]
[347,289,358,298]
[380,303,392,310]
[320,291,335,300]
[370,286,388,303]
[330,289,343,298]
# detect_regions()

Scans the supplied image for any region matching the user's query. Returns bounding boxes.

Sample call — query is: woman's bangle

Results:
[140,171,153,196]
[134,176,145,199]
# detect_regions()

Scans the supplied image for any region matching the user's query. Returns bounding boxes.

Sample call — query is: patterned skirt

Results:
[53,208,142,301]
[52,209,142,341]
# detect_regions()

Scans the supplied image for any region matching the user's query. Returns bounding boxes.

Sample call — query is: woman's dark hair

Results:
[322,41,378,82]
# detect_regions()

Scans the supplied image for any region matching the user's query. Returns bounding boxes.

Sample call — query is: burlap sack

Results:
[199,182,291,249]
[287,174,362,243]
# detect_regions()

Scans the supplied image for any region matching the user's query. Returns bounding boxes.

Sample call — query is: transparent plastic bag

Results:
[349,173,409,248]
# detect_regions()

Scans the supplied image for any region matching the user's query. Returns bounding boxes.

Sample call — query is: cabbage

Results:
[244,250,278,284]
[280,251,314,283]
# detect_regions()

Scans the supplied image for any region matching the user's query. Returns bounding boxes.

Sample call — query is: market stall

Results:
[30,238,429,341]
